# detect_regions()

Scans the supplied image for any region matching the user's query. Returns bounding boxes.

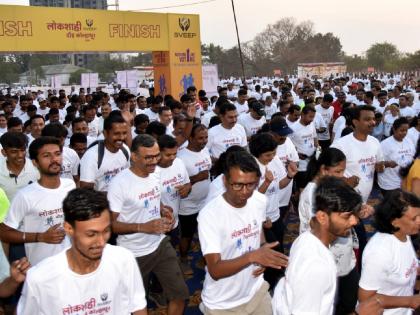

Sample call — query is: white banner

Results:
[126,70,140,91]
[116,71,127,88]
[202,64,219,97]
[51,75,61,89]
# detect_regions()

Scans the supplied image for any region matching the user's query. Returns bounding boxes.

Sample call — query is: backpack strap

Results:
[97,140,105,169]
[120,145,129,162]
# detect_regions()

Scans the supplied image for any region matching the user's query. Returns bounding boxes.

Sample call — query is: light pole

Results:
[231,0,245,81]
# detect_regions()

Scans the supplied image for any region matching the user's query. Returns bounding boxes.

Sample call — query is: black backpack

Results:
[87,140,129,169]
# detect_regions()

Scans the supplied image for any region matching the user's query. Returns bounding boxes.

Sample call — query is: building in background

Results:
[29,0,108,68]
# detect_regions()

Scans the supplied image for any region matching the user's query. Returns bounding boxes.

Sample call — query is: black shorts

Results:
[136,237,189,301]
[178,213,198,238]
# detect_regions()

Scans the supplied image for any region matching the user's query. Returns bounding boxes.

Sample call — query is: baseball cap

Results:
[249,102,266,117]
[270,118,293,136]
[37,95,46,102]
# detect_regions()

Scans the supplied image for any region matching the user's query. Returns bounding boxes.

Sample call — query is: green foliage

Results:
[366,42,399,71]
[202,17,344,76]
[69,69,88,85]
[0,56,20,84]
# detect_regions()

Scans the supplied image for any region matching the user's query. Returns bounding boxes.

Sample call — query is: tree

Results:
[69,69,89,85]
[0,56,20,84]
[366,42,399,71]
[343,54,368,72]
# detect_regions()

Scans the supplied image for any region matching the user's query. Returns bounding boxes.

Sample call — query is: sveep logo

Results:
[174,17,196,38]
[178,18,190,32]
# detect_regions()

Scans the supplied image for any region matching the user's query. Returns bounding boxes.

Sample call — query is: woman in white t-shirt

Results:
[378,117,415,198]
[249,132,297,289]
[299,147,361,315]
[359,191,420,314]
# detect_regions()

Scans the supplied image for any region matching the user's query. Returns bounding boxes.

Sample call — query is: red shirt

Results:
[332,100,343,120]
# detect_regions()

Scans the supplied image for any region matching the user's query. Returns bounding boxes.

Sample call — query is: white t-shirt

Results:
[315,105,334,140]
[264,104,278,120]
[60,146,80,181]
[257,156,287,222]
[314,112,327,133]
[298,182,317,235]
[233,101,249,116]
[207,124,247,159]
[3,179,75,265]
[298,181,356,276]
[237,113,266,138]
[399,106,415,118]
[276,138,299,207]
[17,245,146,315]
[198,192,266,309]
[143,108,159,122]
[378,136,415,190]
[177,148,212,215]
[157,158,190,228]
[202,111,217,128]
[332,134,384,202]
[406,127,419,147]
[204,174,225,206]
[290,121,317,172]
[107,169,164,257]
[332,116,346,140]
[0,157,39,202]
[80,144,130,192]
[384,114,398,137]
[272,231,337,315]
[359,233,418,315]
[286,117,298,129]
[88,116,100,138]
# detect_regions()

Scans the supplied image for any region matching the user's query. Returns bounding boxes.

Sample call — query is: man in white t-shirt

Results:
[108,134,189,315]
[143,96,162,122]
[315,94,335,150]
[26,115,45,146]
[198,150,288,314]
[83,105,100,138]
[0,132,39,202]
[237,101,267,139]
[398,95,415,119]
[80,114,130,192]
[269,117,299,217]
[177,125,212,274]
[285,105,301,128]
[207,103,247,160]
[332,105,384,253]
[290,106,318,190]
[157,135,191,240]
[41,123,80,185]
[0,137,75,266]
[272,176,361,315]
[233,89,249,116]
[17,188,147,315]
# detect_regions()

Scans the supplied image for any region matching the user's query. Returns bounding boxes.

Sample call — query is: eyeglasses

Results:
[142,154,161,162]
[229,181,258,191]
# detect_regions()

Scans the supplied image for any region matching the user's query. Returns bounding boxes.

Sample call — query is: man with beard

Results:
[108,134,189,315]
[80,113,130,192]
[272,177,361,315]
[0,137,75,265]
[17,188,147,315]
[331,105,384,254]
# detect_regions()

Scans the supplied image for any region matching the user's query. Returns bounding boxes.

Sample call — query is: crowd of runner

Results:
[0,73,418,315]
